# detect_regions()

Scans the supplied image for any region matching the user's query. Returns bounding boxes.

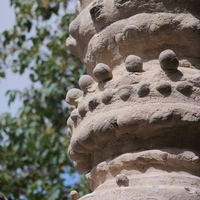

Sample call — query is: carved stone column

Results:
[66,0,200,199]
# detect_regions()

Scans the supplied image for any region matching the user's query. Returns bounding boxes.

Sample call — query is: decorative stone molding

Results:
[66,0,200,199]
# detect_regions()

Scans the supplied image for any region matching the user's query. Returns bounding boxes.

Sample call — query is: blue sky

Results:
[0,0,81,189]
[0,1,23,115]
[0,0,77,115]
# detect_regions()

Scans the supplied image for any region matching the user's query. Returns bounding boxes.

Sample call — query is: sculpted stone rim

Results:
[68,103,200,171]
[84,13,200,71]
[67,0,200,74]
[67,59,200,172]
[86,149,200,190]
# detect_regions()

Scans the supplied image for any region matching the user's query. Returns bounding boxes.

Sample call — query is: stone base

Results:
[80,172,200,200]
[79,150,200,200]
[80,186,200,200]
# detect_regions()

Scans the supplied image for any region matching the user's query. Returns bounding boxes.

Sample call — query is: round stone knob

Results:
[156,82,172,96]
[93,63,112,82]
[176,82,193,95]
[101,88,113,104]
[79,75,95,92]
[159,50,179,71]
[125,55,143,72]
[116,174,129,187]
[66,88,83,106]
[70,109,79,122]
[70,190,79,200]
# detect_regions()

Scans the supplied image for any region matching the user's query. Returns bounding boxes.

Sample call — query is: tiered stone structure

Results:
[66,0,200,199]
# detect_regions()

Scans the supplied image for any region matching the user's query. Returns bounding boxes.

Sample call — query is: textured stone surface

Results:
[159,50,179,71]
[66,0,200,75]
[66,0,200,199]
[67,62,200,172]
[70,190,79,200]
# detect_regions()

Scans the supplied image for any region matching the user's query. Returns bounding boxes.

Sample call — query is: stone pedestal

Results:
[81,150,200,200]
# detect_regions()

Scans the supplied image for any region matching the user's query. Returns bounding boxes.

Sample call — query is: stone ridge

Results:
[66,0,200,75]
[87,149,200,190]
[66,54,200,172]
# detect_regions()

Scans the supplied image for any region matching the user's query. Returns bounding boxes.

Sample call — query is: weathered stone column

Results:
[66,0,200,199]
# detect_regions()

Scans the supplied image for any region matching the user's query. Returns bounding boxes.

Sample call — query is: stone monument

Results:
[66,0,200,199]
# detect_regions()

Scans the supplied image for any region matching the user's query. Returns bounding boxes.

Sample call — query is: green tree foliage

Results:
[0,0,88,199]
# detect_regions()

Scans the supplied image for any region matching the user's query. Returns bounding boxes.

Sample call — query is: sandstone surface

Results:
[66,0,200,199]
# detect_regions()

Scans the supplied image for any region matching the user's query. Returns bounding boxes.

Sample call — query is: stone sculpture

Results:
[66,0,200,199]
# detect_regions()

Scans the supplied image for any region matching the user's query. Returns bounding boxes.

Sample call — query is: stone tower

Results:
[66,0,200,199]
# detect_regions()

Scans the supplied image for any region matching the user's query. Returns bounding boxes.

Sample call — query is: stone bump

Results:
[159,49,179,71]
[137,81,150,97]
[156,82,172,95]
[79,75,96,92]
[115,33,123,43]
[101,88,113,104]
[78,103,88,117]
[125,55,143,72]
[122,25,141,39]
[118,85,132,101]
[93,63,112,82]
[88,96,99,111]
[116,174,129,187]
[176,82,193,95]
[70,109,79,122]
[70,190,79,200]
[66,88,83,106]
